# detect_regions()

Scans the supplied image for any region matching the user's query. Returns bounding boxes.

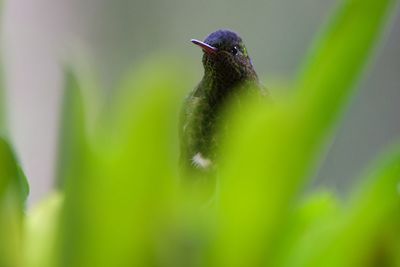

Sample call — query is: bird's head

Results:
[191,29,256,83]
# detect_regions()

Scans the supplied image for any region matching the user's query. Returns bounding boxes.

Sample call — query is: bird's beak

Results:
[191,39,217,55]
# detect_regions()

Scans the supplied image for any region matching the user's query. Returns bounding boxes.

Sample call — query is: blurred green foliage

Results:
[0,138,29,266]
[0,0,399,266]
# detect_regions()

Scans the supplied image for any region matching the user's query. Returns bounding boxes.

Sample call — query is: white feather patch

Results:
[192,152,212,169]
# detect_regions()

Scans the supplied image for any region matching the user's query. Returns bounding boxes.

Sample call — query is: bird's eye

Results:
[231,46,239,55]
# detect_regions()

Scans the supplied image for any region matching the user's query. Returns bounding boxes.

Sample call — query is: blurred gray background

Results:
[2,0,399,205]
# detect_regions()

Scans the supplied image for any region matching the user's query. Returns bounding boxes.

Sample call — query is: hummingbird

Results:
[180,29,267,173]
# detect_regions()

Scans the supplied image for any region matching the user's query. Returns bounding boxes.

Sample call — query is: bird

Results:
[180,29,267,174]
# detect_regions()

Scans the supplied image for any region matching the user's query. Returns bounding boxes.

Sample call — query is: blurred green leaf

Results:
[213,0,396,266]
[296,0,396,138]
[270,191,342,267]
[0,137,29,207]
[55,68,87,189]
[0,137,28,267]
[58,60,188,267]
[0,6,26,266]
[24,192,63,267]
[296,147,400,267]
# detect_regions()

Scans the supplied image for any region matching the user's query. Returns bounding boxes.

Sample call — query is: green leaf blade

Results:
[212,0,398,266]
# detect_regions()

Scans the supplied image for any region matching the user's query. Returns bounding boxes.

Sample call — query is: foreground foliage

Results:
[0,0,399,266]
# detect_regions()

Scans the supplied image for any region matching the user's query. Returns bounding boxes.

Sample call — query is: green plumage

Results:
[180,29,267,173]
